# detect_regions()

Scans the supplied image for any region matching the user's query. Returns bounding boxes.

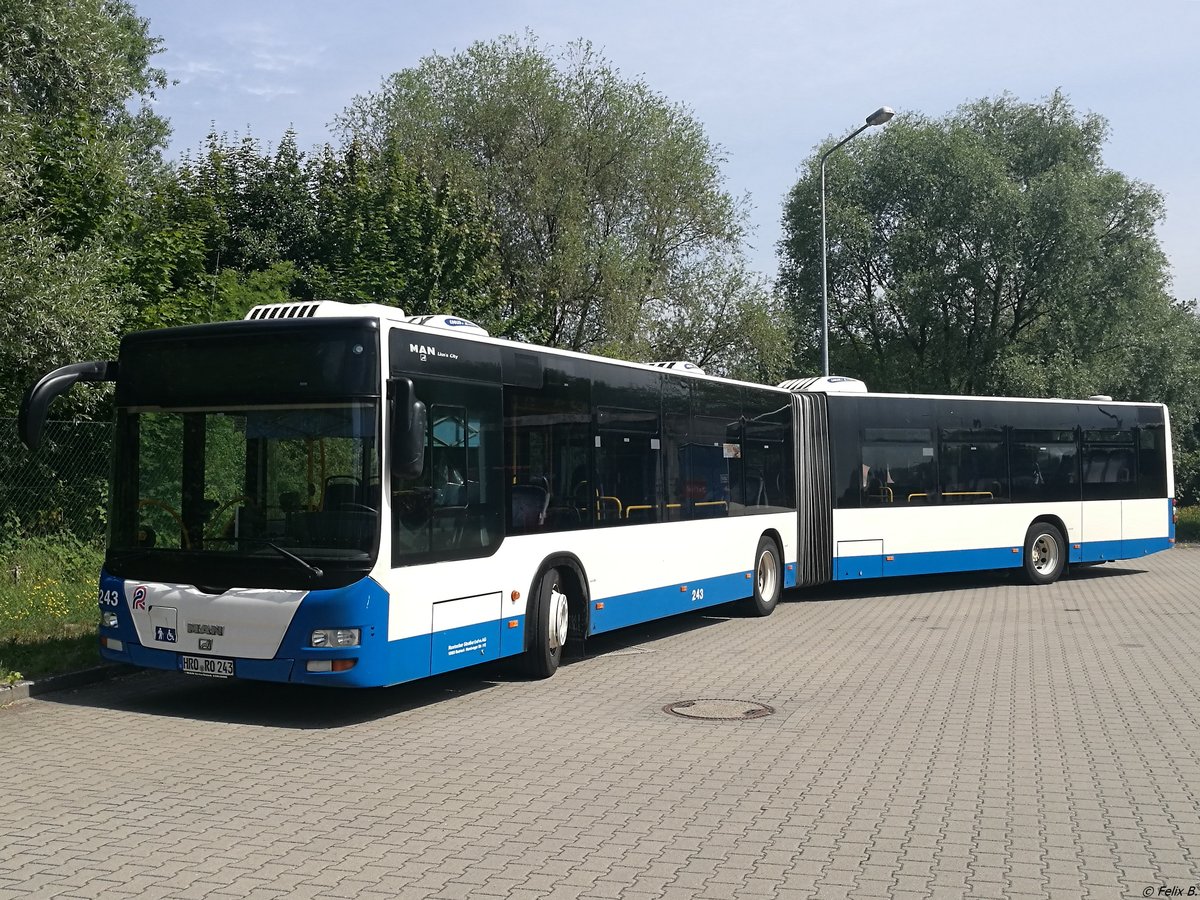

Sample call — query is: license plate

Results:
[179,655,235,678]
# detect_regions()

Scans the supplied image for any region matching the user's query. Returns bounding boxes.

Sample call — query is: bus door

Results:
[1080,427,1135,560]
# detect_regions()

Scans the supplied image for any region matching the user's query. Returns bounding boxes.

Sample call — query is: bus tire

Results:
[1023,522,1066,585]
[742,535,783,617]
[523,567,568,678]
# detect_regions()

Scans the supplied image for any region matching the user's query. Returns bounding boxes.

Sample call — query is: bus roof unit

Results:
[778,375,869,393]
[245,300,409,323]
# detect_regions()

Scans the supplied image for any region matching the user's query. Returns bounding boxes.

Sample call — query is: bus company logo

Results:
[187,622,225,636]
[132,585,148,610]
[410,342,460,362]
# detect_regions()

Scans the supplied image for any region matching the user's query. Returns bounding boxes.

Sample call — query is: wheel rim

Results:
[548,586,568,651]
[1032,533,1059,574]
[756,549,778,602]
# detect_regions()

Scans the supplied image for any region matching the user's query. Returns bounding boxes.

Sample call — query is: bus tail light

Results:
[101,636,123,652]
[101,611,118,628]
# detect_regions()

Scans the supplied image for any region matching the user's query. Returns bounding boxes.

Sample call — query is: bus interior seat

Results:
[1085,450,1110,483]
[322,476,360,510]
[1109,449,1133,482]
[511,483,549,529]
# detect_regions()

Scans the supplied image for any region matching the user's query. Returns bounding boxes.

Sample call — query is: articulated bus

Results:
[18,302,1175,687]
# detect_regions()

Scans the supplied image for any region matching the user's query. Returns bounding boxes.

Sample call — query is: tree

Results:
[131,130,506,328]
[306,139,505,323]
[0,0,167,415]
[337,33,788,378]
[778,90,1200,499]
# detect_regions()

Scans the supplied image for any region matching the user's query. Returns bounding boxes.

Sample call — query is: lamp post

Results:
[819,106,894,377]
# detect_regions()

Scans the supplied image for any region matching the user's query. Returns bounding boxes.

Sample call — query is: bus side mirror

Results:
[19,360,118,450]
[390,377,427,481]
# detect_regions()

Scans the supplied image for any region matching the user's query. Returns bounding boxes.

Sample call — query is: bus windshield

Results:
[108,402,380,589]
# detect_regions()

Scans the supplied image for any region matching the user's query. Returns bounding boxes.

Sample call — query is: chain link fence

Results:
[0,419,113,542]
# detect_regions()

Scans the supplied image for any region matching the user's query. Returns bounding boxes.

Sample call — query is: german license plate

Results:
[179,655,234,678]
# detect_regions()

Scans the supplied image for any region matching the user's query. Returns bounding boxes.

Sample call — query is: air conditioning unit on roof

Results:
[778,375,868,393]
[649,361,705,375]
[244,300,406,321]
[404,314,490,337]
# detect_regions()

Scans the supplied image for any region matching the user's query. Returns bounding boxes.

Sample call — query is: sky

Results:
[135,0,1200,304]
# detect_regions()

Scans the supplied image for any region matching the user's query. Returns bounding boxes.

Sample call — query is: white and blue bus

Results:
[18,301,1175,687]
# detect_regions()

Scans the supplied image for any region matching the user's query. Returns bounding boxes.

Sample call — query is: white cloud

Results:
[242,84,300,99]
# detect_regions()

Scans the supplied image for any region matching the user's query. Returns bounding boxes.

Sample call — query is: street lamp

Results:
[819,106,894,377]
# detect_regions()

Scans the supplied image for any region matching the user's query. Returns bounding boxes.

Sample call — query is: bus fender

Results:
[524,553,590,652]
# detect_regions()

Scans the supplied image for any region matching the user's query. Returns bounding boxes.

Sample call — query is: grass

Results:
[1178,505,1200,544]
[0,533,104,683]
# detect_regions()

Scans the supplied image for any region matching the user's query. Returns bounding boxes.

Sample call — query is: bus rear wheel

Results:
[1023,522,1066,585]
[742,536,782,617]
[523,567,569,678]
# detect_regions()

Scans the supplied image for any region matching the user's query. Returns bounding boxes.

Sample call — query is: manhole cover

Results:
[663,699,775,721]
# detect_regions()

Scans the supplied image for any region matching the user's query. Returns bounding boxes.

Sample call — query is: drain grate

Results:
[664,699,775,721]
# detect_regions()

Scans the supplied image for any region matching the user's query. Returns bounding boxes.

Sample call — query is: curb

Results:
[0,663,137,707]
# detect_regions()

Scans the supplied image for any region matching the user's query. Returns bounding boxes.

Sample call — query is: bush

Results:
[1177,506,1200,544]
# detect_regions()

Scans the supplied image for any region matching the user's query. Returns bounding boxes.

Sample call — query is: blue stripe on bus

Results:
[500,614,526,658]
[1079,537,1172,562]
[589,569,755,633]
[430,619,501,675]
[832,536,1173,581]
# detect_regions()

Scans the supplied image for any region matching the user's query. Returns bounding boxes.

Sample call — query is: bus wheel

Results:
[1023,522,1066,585]
[742,536,782,617]
[524,567,568,678]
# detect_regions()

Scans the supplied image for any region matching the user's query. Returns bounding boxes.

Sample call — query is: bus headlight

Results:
[311,628,360,648]
[101,611,119,628]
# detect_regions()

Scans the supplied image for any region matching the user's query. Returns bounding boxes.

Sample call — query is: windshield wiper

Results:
[260,540,324,580]
[197,536,324,579]
[247,540,324,580]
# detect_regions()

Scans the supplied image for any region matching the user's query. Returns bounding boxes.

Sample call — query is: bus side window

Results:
[860,428,934,506]
[1010,430,1078,502]
[504,372,591,534]
[392,380,501,565]
[596,407,660,526]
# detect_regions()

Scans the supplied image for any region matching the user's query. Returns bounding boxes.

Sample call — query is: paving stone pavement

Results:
[2,549,1199,899]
